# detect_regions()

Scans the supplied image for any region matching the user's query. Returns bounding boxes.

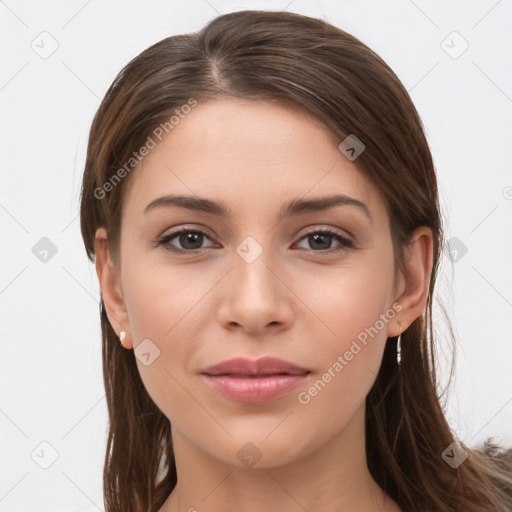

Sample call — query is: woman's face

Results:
[106,99,405,468]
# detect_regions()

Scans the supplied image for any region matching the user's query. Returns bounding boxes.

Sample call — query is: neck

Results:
[160,403,400,512]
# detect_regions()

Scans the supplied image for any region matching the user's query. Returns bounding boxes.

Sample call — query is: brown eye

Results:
[296,229,353,253]
[157,229,215,252]
[177,232,204,250]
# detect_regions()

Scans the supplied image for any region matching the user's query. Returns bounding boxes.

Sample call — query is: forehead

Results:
[121,98,386,220]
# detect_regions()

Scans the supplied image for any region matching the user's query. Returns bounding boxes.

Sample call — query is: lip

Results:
[202,356,309,376]
[201,356,310,404]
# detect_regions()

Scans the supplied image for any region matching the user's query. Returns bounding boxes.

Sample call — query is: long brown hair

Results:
[79,10,512,511]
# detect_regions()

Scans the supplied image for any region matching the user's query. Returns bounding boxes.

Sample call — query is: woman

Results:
[79,10,512,512]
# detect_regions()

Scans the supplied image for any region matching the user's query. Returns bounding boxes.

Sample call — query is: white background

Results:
[1,0,511,510]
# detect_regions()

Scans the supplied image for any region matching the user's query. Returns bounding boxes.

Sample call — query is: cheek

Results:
[291,257,395,408]
[122,254,210,340]
[120,258,217,417]
[295,256,395,344]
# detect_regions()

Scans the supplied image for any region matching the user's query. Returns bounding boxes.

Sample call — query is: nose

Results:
[216,245,294,336]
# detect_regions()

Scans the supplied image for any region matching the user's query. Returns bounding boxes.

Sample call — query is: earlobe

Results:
[389,226,434,337]
[94,227,133,349]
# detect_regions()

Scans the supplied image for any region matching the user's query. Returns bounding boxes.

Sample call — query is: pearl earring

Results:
[119,331,126,348]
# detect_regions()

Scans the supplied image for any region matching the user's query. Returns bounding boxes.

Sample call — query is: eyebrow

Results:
[144,193,372,222]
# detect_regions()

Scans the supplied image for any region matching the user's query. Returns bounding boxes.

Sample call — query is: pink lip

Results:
[201,356,310,404]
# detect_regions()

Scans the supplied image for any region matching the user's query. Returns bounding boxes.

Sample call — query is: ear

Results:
[94,227,133,349]
[388,226,434,337]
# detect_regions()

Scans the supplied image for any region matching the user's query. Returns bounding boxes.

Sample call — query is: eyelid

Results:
[299,225,352,241]
[159,224,215,240]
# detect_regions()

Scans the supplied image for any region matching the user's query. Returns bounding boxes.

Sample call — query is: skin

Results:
[95,98,433,512]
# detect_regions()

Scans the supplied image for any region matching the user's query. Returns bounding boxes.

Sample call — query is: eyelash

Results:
[155,227,354,255]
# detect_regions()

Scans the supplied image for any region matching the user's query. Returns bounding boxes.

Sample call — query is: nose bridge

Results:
[233,234,278,304]
[217,233,292,332]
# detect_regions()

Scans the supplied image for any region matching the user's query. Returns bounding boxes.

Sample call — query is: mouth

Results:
[200,356,311,404]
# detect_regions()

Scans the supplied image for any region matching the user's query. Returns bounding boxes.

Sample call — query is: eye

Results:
[156,228,216,252]
[295,228,353,254]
